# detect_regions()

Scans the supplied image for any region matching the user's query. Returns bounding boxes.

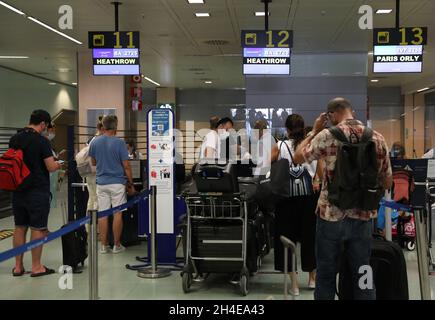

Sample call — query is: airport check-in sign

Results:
[373,27,427,73]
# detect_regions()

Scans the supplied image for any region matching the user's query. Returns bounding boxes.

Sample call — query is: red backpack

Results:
[0,148,31,191]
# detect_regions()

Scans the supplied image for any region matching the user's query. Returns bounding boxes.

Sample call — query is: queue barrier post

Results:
[384,190,393,241]
[137,186,172,279]
[280,236,296,300]
[88,209,99,300]
[414,208,432,300]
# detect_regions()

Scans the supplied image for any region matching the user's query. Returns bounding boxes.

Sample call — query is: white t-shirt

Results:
[277,140,317,178]
[253,132,277,176]
[200,130,220,159]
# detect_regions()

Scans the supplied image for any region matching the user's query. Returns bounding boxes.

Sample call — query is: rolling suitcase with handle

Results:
[338,235,409,300]
[60,201,88,273]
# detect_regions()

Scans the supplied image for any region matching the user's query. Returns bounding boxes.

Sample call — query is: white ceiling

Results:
[0,0,434,91]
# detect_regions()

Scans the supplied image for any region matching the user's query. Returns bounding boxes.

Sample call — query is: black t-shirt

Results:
[9,128,53,190]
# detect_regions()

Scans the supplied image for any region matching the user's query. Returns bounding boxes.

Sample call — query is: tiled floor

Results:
[0,194,434,300]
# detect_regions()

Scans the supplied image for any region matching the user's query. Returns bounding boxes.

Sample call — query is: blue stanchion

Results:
[0,191,149,264]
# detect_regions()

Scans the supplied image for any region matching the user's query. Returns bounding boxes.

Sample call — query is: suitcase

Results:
[194,162,239,193]
[60,201,88,273]
[108,202,140,247]
[338,236,409,300]
[190,220,258,273]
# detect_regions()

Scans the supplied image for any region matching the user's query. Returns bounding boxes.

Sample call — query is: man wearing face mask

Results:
[217,117,237,161]
[9,109,62,278]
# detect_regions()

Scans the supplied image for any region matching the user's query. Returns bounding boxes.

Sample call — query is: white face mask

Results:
[48,133,56,141]
[219,131,230,140]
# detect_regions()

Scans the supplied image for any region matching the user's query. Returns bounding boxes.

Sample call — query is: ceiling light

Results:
[417,87,429,93]
[27,16,82,45]
[195,13,210,17]
[58,68,71,73]
[321,72,330,76]
[72,82,77,86]
[205,81,212,84]
[188,0,204,3]
[144,76,161,86]
[255,12,269,16]
[371,79,379,83]
[368,51,374,56]
[48,82,57,85]
[0,56,28,59]
[376,9,393,14]
[0,1,25,15]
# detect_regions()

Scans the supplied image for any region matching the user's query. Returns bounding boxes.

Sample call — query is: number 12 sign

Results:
[241,30,293,48]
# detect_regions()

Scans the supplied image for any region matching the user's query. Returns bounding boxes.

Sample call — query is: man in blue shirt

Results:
[89,115,135,254]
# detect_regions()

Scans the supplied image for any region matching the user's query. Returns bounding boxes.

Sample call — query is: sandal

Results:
[30,266,55,278]
[12,267,25,277]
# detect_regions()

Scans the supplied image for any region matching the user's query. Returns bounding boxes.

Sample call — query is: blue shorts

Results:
[12,189,50,230]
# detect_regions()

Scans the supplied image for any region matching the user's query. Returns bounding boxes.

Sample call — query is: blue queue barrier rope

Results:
[380,200,413,213]
[0,190,149,264]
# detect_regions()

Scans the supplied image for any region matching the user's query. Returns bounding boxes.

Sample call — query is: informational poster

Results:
[147,109,174,233]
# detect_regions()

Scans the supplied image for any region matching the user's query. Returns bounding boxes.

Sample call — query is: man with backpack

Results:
[293,98,393,300]
[5,110,62,277]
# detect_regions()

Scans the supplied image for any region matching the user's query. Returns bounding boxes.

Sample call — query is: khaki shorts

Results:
[96,184,127,212]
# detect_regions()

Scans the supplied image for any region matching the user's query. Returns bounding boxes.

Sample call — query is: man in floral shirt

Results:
[294,97,392,300]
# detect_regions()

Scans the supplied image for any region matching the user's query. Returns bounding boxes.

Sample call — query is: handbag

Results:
[255,142,291,210]
[283,141,313,197]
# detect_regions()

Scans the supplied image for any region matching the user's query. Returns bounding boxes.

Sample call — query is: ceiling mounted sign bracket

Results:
[396,0,400,29]
[111,1,122,32]
[261,0,272,31]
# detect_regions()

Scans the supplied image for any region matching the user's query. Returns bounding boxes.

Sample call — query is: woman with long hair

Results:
[271,114,320,296]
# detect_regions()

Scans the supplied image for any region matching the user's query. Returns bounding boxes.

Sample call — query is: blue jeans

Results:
[314,217,376,300]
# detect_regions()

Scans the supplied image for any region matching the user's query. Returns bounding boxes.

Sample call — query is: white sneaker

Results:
[100,245,110,254]
[288,287,300,296]
[112,244,126,254]
[308,280,316,289]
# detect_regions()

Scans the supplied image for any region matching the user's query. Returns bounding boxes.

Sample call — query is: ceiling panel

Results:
[0,0,433,90]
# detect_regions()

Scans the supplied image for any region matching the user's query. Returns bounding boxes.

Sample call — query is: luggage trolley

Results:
[181,161,255,296]
[181,192,251,296]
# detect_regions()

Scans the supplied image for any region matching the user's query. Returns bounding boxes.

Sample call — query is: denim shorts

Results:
[12,189,50,230]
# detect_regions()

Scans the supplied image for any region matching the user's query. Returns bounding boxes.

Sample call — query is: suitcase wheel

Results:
[182,272,192,293]
[239,273,249,296]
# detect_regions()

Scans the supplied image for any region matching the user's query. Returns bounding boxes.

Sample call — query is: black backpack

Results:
[327,126,383,211]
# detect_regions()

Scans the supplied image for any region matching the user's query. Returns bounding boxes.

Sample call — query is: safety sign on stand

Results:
[147,109,174,234]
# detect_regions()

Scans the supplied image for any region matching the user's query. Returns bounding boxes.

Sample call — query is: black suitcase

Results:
[338,236,409,300]
[60,202,88,273]
[190,220,258,273]
[194,162,239,193]
[108,202,140,247]
[61,226,88,273]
